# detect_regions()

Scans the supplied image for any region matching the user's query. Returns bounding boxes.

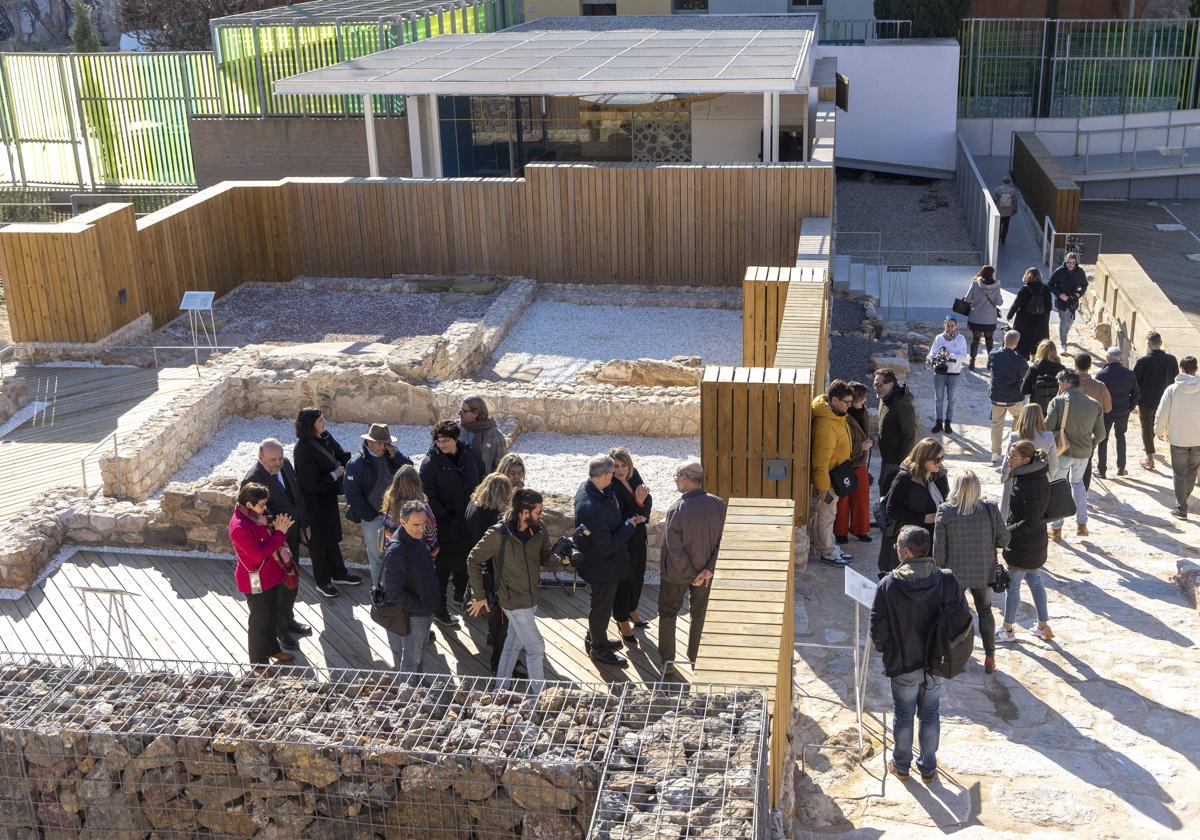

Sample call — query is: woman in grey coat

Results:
[456,395,509,474]
[933,469,1010,674]
[965,265,1003,370]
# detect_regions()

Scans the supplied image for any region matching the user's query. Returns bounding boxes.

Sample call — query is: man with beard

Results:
[811,380,855,567]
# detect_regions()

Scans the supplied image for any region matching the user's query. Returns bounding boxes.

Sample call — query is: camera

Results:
[551,523,591,563]
[932,347,951,375]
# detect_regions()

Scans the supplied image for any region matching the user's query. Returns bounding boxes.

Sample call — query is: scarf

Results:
[242,505,295,568]
[460,417,497,434]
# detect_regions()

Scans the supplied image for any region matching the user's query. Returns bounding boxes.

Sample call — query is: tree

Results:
[71,0,102,53]
[875,0,970,39]
[119,1,290,51]
[1191,0,1199,18]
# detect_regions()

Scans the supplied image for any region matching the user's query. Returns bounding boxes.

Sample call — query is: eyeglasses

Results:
[458,407,474,415]
[933,455,944,464]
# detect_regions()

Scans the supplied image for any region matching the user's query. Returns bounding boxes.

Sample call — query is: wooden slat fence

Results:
[741,266,790,368]
[1012,131,1079,235]
[0,162,835,343]
[693,498,795,809]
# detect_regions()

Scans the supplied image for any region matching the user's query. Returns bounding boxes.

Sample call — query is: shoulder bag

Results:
[1055,398,1072,456]
[1043,478,1077,522]
[952,291,972,317]
[829,459,858,497]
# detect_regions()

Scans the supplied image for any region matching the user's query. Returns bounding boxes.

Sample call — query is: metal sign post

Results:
[844,565,879,751]
[74,586,138,662]
[179,291,218,375]
[885,265,911,321]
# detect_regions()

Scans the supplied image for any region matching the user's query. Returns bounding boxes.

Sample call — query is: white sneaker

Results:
[991,454,1002,466]
[1032,625,1055,641]
[995,627,1017,644]
[836,547,854,561]
[819,552,851,567]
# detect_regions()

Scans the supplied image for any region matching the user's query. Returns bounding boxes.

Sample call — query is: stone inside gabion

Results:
[0,660,764,838]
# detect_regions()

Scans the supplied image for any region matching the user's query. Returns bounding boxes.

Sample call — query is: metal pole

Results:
[771,92,781,163]
[54,56,86,191]
[0,55,27,187]
[853,602,864,753]
[67,56,97,190]
[406,94,425,177]
[762,92,770,163]
[364,95,380,176]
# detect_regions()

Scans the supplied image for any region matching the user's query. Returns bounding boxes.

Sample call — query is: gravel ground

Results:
[830,297,866,332]
[827,335,883,387]
[481,301,742,383]
[152,284,496,348]
[836,177,979,266]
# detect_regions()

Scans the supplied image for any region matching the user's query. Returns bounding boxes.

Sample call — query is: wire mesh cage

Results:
[0,654,767,839]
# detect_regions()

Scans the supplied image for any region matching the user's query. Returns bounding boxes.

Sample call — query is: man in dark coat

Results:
[873,368,916,494]
[344,423,413,587]
[988,329,1029,464]
[870,525,966,784]
[1047,252,1088,349]
[242,438,311,650]
[1095,347,1139,478]
[573,453,640,667]
[1133,331,1179,470]
[419,419,483,626]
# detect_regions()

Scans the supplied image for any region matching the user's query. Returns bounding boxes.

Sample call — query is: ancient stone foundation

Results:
[0,659,764,839]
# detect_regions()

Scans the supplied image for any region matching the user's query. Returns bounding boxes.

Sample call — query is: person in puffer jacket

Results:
[996,441,1053,646]
[810,380,854,567]
[1155,356,1200,519]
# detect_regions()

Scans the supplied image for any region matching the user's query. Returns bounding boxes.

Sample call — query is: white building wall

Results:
[704,1,874,19]
[690,93,805,163]
[817,39,960,176]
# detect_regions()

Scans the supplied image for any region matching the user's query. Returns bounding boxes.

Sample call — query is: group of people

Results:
[228,396,729,683]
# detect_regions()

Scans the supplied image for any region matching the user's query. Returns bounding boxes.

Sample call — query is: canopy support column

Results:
[406,95,424,177]
[363,95,380,177]
[770,92,781,163]
[427,94,443,178]
[762,92,771,163]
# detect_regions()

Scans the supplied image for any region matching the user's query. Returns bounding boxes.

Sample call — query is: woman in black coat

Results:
[608,447,653,648]
[463,472,514,675]
[878,437,950,577]
[997,440,1054,644]
[1006,267,1053,360]
[1020,339,1067,414]
[418,419,484,626]
[292,407,358,597]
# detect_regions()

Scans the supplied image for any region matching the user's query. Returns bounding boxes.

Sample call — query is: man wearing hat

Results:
[344,424,414,586]
[926,315,969,435]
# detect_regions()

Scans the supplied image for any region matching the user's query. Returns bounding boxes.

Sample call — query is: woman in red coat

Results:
[229,482,297,667]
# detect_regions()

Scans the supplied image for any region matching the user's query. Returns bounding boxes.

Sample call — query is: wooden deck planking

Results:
[0,550,695,689]
[0,365,203,520]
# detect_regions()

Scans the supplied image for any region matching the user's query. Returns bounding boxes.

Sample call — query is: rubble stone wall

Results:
[0,374,28,427]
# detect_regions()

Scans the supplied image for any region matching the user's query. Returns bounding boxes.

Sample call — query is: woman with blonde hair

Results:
[457,395,509,473]
[1007,267,1053,360]
[877,437,950,576]
[1021,339,1067,414]
[463,472,514,675]
[608,446,652,646]
[1000,403,1057,519]
[495,453,526,492]
[933,470,1009,674]
[382,465,438,559]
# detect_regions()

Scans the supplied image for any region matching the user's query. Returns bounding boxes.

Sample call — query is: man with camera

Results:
[927,315,969,435]
[466,488,570,687]
[573,454,643,667]
[1048,252,1088,350]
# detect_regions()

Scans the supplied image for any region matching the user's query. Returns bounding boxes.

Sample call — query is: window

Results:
[582,2,617,14]
[673,1,709,12]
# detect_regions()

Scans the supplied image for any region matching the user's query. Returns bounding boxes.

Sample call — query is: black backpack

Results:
[1024,287,1046,316]
[925,571,975,679]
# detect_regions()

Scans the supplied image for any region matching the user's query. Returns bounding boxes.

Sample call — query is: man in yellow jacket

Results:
[811,380,855,567]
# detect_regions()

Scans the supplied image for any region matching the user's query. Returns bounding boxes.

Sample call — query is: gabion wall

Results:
[0,656,766,839]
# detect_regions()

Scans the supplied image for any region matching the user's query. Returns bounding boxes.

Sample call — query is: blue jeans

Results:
[1003,568,1049,625]
[399,614,432,680]
[891,669,945,776]
[933,373,959,422]
[359,516,387,586]
[496,606,546,690]
[1051,455,1089,527]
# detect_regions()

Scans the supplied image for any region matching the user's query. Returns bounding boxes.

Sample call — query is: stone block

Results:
[1094,321,1113,347]
[1174,559,1200,611]
[868,356,909,381]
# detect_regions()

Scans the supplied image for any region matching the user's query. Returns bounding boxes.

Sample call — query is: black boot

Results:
[944,421,954,434]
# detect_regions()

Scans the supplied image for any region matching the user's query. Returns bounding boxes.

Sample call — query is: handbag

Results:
[1055,399,1072,456]
[952,297,971,317]
[829,459,858,498]
[1043,477,1077,521]
[990,562,1010,594]
[370,602,410,636]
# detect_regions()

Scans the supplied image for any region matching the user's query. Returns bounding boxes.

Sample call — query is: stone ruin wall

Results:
[0,660,764,840]
[0,372,27,427]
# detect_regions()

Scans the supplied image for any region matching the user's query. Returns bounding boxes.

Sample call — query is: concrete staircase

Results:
[831,255,881,297]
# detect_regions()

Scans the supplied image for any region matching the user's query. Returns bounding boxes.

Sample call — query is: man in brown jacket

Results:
[1075,353,1111,490]
[658,459,727,676]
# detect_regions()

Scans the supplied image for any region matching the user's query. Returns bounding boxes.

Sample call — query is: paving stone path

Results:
[789,319,1200,838]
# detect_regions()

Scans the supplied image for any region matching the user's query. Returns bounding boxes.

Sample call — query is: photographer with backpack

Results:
[871,525,972,784]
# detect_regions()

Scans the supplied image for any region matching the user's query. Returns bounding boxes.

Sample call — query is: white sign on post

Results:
[844,565,878,609]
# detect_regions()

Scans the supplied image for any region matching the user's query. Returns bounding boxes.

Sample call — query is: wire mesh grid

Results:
[0,653,766,838]
[589,683,768,840]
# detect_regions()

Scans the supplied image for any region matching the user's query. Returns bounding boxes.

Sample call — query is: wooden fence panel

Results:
[1012,132,1079,234]
[742,266,790,367]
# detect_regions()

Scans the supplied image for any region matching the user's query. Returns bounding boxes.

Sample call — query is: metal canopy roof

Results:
[274,26,815,96]
[213,0,476,26]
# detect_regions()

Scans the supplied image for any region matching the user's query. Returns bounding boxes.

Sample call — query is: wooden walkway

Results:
[0,365,201,520]
[0,549,693,687]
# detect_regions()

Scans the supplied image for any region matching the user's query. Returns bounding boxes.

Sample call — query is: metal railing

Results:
[1036,122,1200,175]
[956,132,1001,269]
[78,430,119,494]
[819,18,912,43]
[1041,216,1102,272]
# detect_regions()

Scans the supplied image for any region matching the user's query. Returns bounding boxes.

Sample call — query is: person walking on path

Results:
[1007,268,1052,361]
[381,501,441,679]
[1047,252,1088,350]
[1155,356,1200,520]
[1134,331,1179,471]
[835,382,873,545]
[964,266,1004,369]
[463,473,514,674]
[871,525,967,783]
[874,368,916,495]
[927,315,969,434]
[344,424,413,587]
[933,470,1009,675]
[467,488,570,689]
[1046,370,1106,540]
[242,438,311,651]
[1075,353,1112,491]
[609,447,652,648]
[457,395,509,474]
[1095,347,1139,479]
[988,330,1029,464]
[996,441,1054,645]
[992,176,1021,244]
[229,482,296,668]
[811,380,855,567]
[1021,339,1066,415]
[292,407,361,599]
[658,459,727,678]
[574,454,640,667]
[878,437,950,577]
[999,403,1057,521]
[420,419,484,627]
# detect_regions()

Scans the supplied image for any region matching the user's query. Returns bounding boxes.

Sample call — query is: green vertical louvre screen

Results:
[959,17,1200,119]
[0,0,514,189]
